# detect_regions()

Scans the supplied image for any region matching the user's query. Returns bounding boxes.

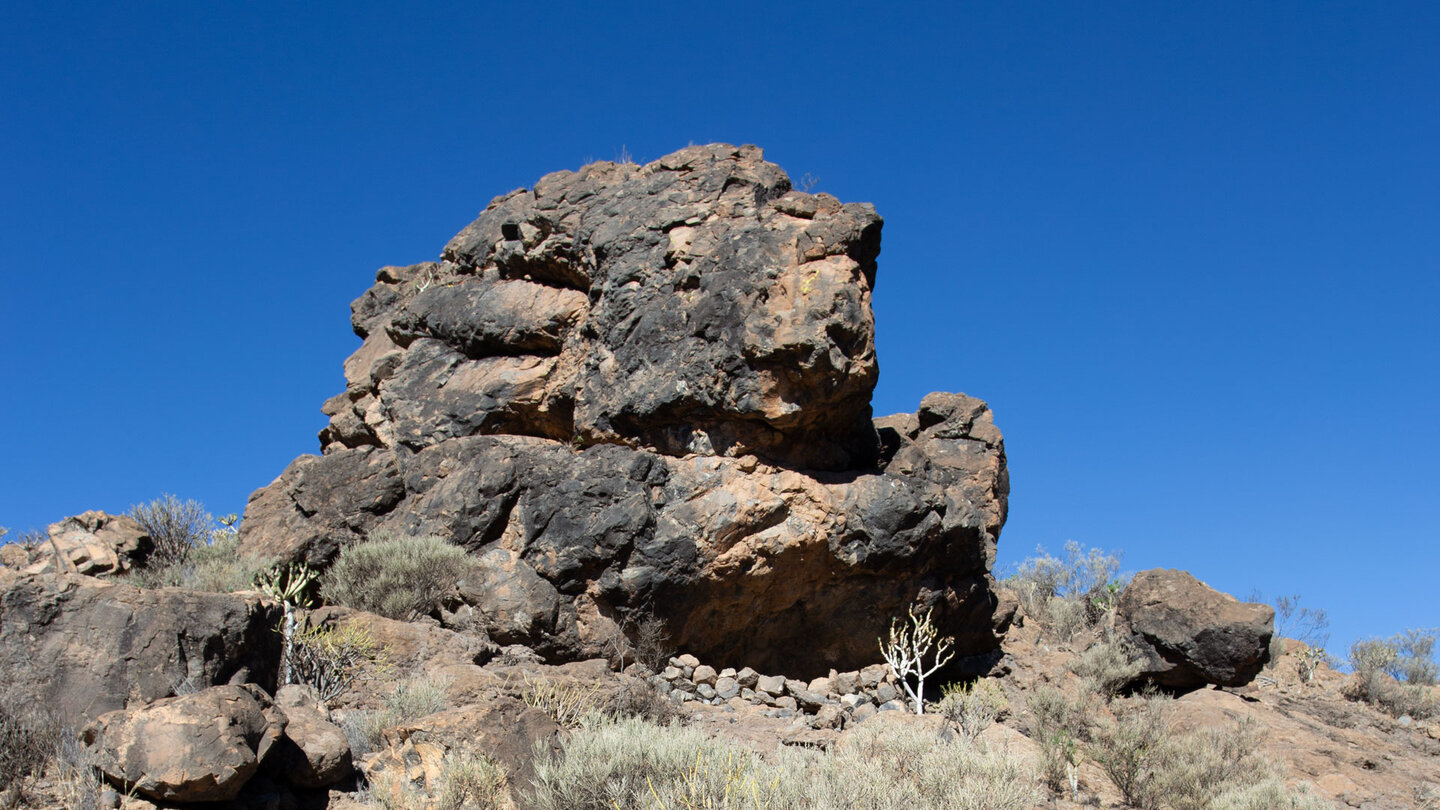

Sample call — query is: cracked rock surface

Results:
[239,144,1009,676]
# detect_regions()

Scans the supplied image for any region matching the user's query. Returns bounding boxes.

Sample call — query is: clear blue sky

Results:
[3,1,1436,660]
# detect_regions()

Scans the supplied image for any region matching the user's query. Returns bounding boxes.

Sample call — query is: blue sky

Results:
[3,1,1436,660]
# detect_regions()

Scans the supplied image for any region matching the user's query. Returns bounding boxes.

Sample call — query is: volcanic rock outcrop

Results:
[239,144,1008,676]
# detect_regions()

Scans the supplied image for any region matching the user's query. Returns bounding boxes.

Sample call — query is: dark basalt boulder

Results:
[1118,568,1275,690]
[239,144,1009,677]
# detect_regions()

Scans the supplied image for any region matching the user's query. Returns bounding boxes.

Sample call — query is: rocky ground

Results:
[3,551,1436,809]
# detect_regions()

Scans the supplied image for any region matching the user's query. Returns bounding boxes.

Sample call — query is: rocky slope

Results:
[237,144,1009,675]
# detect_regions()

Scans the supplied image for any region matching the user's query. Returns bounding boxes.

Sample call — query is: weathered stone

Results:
[696,682,718,700]
[860,663,890,688]
[833,671,861,695]
[775,696,798,712]
[363,697,560,800]
[692,664,718,685]
[875,683,899,704]
[851,702,878,723]
[272,686,352,789]
[736,667,760,689]
[719,667,737,679]
[840,693,868,709]
[1118,569,1274,690]
[811,704,846,730]
[756,674,787,696]
[239,145,1010,677]
[20,512,152,576]
[808,676,834,695]
[791,688,829,712]
[661,666,682,681]
[677,653,701,669]
[0,570,281,725]
[84,684,284,803]
[714,676,740,700]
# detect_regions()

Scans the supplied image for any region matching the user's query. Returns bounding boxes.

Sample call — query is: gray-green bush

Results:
[128,493,213,569]
[1348,630,1440,718]
[1005,541,1125,641]
[528,716,1041,810]
[322,535,469,621]
[1070,639,1143,701]
[342,670,450,755]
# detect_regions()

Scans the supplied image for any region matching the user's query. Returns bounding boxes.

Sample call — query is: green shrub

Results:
[322,535,469,621]
[938,678,1008,739]
[289,621,386,704]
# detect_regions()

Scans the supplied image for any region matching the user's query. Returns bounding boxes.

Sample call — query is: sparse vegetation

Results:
[1348,629,1440,718]
[367,746,506,810]
[289,620,387,704]
[1005,541,1125,641]
[0,698,56,803]
[1089,690,1174,809]
[528,716,1041,810]
[1070,638,1143,701]
[1263,594,1331,668]
[520,673,608,729]
[322,534,469,621]
[122,503,272,592]
[342,670,451,756]
[937,678,1007,739]
[1026,685,1090,793]
[128,493,213,569]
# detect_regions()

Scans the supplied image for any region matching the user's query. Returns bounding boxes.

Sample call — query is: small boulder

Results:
[84,684,285,803]
[273,686,353,789]
[1118,568,1274,690]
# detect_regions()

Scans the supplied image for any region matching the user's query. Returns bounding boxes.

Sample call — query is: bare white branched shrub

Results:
[878,603,955,715]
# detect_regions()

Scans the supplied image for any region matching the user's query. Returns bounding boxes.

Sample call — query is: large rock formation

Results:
[0,569,282,725]
[239,144,1008,676]
[1118,569,1275,690]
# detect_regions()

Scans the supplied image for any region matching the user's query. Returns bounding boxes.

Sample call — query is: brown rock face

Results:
[83,684,286,803]
[16,511,152,576]
[0,569,282,725]
[240,144,1009,676]
[1118,568,1275,690]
